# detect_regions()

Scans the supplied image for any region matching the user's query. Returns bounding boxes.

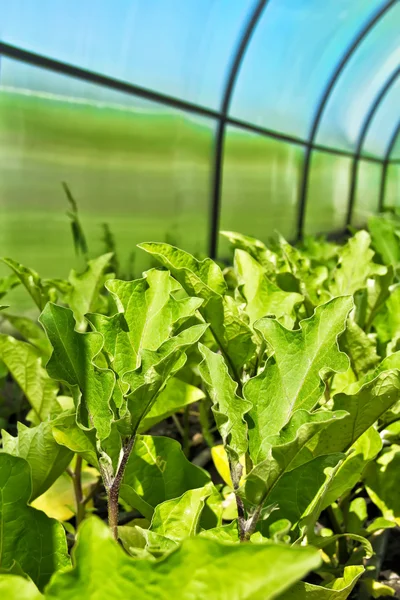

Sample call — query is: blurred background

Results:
[0,0,399,301]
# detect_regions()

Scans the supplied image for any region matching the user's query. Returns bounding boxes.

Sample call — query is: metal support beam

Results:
[209,0,268,258]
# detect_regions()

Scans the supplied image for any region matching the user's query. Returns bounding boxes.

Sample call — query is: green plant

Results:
[0,215,400,598]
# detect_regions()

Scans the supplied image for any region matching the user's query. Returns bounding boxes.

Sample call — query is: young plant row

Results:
[0,213,400,599]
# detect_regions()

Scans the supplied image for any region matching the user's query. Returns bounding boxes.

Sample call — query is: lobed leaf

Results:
[45,516,321,600]
[234,249,303,328]
[39,303,115,441]
[120,435,210,519]
[0,454,70,590]
[0,334,60,422]
[245,296,352,452]
[198,343,251,468]
[1,420,73,500]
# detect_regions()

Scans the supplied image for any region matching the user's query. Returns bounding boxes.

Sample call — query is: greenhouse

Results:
[0,1,400,599]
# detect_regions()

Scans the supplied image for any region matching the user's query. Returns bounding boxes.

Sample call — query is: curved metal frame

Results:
[346,68,400,225]
[296,0,397,240]
[379,120,400,210]
[209,0,268,258]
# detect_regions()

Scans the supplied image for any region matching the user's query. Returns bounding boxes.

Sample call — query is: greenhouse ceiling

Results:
[0,0,399,273]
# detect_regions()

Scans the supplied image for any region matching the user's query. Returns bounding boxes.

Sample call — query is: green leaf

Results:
[89,270,202,378]
[368,215,400,266]
[1,420,73,500]
[245,297,352,448]
[234,249,303,328]
[198,521,239,543]
[1,258,55,311]
[138,243,227,296]
[365,444,400,525]
[0,273,20,300]
[220,230,278,272]
[138,378,205,432]
[321,427,382,510]
[45,516,321,600]
[39,303,115,441]
[261,454,345,532]
[330,230,386,296]
[305,371,400,459]
[66,253,113,331]
[374,284,400,345]
[0,313,52,359]
[149,483,214,543]
[119,435,210,520]
[243,410,348,507]
[32,464,99,521]
[138,242,255,378]
[0,454,70,590]
[279,565,364,599]
[341,317,380,378]
[278,235,329,307]
[0,575,43,600]
[0,334,60,422]
[123,324,208,434]
[198,343,251,468]
[52,412,98,466]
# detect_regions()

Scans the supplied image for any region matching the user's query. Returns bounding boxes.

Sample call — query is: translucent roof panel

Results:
[0,0,257,109]
[229,0,384,139]
[363,80,400,158]
[316,2,400,152]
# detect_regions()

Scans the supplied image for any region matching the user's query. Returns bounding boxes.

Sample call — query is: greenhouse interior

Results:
[1,1,400,599]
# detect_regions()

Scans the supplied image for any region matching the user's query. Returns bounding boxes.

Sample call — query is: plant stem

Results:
[67,456,85,528]
[107,436,136,541]
[230,462,247,542]
[326,505,348,565]
[183,406,190,457]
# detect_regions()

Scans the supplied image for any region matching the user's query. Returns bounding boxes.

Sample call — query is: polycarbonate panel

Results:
[304,152,352,235]
[218,128,303,258]
[352,161,382,227]
[317,3,400,152]
[384,164,400,208]
[392,132,400,160]
[229,0,383,138]
[363,80,400,158]
[0,0,256,109]
[0,59,214,307]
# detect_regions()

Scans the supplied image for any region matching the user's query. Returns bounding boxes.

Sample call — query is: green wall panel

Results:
[218,128,303,258]
[352,160,382,227]
[304,152,352,235]
[384,164,400,209]
[0,59,214,308]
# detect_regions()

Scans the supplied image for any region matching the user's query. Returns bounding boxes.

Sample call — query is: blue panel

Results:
[0,0,256,109]
[316,3,400,151]
[229,0,384,138]
[363,80,400,158]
